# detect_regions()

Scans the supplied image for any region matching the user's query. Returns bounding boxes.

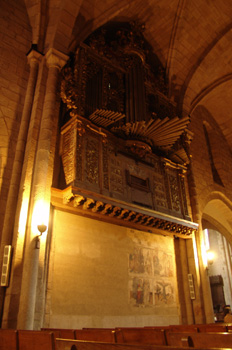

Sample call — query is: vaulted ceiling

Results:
[24,0,232,150]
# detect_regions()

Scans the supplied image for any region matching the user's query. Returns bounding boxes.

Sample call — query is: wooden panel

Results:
[41,328,75,339]
[197,324,227,332]
[75,329,116,342]
[166,331,232,348]
[55,339,222,350]
[115,328,166,345]
[0,329,18,350]
[168,324,198,332]
[18,330,55,350]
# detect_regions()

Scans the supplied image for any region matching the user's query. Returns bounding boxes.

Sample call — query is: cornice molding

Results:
[51,187,198,239]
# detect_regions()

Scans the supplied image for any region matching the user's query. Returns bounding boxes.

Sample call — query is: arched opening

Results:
[202,198,232,321]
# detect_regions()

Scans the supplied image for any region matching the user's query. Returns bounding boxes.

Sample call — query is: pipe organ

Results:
[59,21,197,238]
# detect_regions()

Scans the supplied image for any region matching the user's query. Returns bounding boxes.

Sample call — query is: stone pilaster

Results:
[32,48,68,210]
[0,49,42,328]
[179,238,195,324]
[17,48,68,330]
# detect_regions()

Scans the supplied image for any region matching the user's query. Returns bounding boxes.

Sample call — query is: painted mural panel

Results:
[129,243,176,307]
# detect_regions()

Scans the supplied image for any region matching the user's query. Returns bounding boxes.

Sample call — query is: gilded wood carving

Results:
[59,21,195,234]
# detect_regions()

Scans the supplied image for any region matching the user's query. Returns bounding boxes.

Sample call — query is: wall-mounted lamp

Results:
[37,224,47,236]
[36,224,47,249]
[206,249,215,266]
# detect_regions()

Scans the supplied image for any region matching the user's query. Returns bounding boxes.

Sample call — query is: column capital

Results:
[27,49,43,66]
[45,48,69,69]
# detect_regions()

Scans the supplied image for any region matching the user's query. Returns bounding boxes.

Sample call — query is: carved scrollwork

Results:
[83,198,95,210]
[132,213,143,223]
[60,66,78,110]
[65,189,197,237]
[168,173,181,213]
[86,138,99,185]
[92,201,104,213]
[109,206,122,217]
[118,209,130,219]
[63,193,74,204]
[101,203,113,215]
[73,195,86,207]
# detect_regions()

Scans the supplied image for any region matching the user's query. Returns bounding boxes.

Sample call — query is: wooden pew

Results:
[0,329,18,350]
[75,329,116,342]
[17,330,56,350]
[42,328,76,339]
[225,323,232,332]
[144,327,169,331]
[115,328,166,345]
[165,331,232,348]
[197,324,228,332]
[83,328,115,330]
[55,339,231,350]
[168,325,199,333]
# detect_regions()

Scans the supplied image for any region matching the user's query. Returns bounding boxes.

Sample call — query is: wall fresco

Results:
[129,245,176,307]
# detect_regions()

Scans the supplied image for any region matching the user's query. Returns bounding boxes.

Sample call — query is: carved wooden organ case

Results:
[59,22,197,237]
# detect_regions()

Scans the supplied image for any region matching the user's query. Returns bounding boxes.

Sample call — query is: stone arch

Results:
[202,194,232,245]
[202,194,232,314]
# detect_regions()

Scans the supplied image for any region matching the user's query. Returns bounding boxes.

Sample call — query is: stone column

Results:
[32,49,67,209]
[0,49,42,324]
[17,48,68,330]
[187,161,214,323]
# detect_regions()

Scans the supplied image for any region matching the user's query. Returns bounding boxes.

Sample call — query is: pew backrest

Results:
[0,329,18,350]
[18,330,55,350]
[55,340,156,350]
[115,328,166,345]
[74,329,116,342]
[55,339,230,350]
[42,328,75,339]
[166,331,232,348]
[168,324,199,332]
[197,324,228,332]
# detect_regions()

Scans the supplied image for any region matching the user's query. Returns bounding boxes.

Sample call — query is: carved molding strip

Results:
[60,187,198,238]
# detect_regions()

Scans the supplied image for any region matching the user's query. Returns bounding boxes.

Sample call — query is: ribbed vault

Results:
[23,0,232,151]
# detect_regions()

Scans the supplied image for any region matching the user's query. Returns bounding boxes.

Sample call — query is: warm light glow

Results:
[192,234,201,285]
[18,198,29,240]
[203,229,210,251]
[201,238,208,268]
[31,199,49,237]
[206,249,215,265]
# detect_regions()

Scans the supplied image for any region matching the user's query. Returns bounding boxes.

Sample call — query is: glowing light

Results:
[206,249,215,265]
[192,234,201,285]
[18,198,29,241]
[31,199,49,237]
[201,238,208,268]
[203,228,210,251]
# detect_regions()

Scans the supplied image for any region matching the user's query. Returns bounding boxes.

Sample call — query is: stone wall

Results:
[0,0,31,234]
[44,208,180,328]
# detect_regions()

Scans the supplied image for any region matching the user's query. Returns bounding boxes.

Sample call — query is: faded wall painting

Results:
[129,243,176,307]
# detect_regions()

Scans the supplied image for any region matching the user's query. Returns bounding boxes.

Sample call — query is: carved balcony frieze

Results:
[52,187,198,239]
